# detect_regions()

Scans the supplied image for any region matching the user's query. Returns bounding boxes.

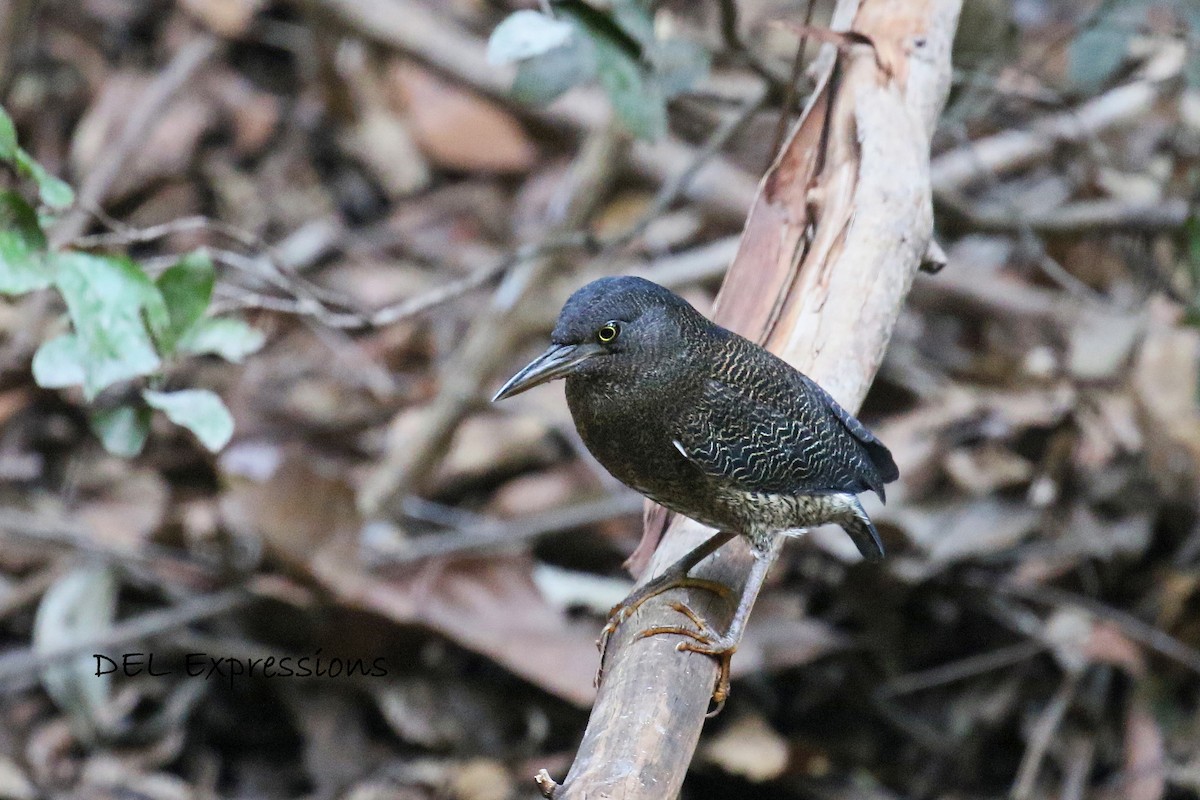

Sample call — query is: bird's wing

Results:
[673,373,891,498]
[796,374,899,486]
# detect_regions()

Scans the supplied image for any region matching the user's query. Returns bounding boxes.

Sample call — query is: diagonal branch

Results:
[550,1,961,798]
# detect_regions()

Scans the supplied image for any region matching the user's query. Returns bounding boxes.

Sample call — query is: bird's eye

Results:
[597,322,620,343]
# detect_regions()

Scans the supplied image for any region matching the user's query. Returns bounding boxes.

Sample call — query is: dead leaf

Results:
[389,61,537,174]
[1132,308,1200,500]
[701,714,790,782]
[338,106,431,199]
[70,74,211,202]
[179,0,262,36]
[447,759,511,800]
[322,555,598,706]
[218,442,359,572]
[72,464,169,550]
[943,442,1034,495]
[1123,700,1165,800]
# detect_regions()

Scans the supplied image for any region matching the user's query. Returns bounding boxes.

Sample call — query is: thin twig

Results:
[0,587,254,693]
[715,0,791,93]
[369,493,645,566]
[878,639,1046,697]
[358,123,628,517]
[1011,672,1080,800]
[50,36,221,246]
[767,0,815,169]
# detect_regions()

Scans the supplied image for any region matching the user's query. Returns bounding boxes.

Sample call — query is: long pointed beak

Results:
[492,343,602,401]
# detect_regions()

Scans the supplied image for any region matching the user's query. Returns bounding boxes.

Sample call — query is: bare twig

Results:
[945,197,1190,234]
[358,123,628,517]
[533,770,560,798]
[368,493,645,566]
[879,639,1046,697]
[0,587,254,693]
[930,79,1164,194]
[767,0,816,168]
[994,579,1200,675]
[50,36,221,247]
[1011,672,1080,800]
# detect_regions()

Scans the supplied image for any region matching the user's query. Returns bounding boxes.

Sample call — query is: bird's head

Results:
[492,276,704,401]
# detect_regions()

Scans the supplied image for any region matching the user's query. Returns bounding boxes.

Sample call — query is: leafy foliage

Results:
[1068,0,1200,91]
[0,105,264,455]
[488,0,708,140]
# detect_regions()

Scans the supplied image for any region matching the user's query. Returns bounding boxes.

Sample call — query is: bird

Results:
[492,276,898,705]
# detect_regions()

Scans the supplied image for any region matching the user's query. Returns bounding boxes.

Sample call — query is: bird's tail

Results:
[839,495,885,561]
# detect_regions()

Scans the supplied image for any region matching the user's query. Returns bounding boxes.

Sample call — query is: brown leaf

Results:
[338,107,431,199]
[70,75,211,202]
[1123,701,1165,800]
[701,714,790,782]
[322,555,597,706]
[1132,308,1200,501]
[178,0,263,36]
[220,443,596,703]
[73,464,169,550]
[388,61,537,174]
[219,442,360,571]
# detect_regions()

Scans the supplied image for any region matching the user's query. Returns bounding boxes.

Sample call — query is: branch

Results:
[553,1,961,797]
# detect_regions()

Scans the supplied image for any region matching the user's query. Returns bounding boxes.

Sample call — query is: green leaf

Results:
[31,334,87,388]
[53,252,163,399]
[650,38,710,98]
[557,0,644,59]
[513,40,597,104]
[177,316,266,363]
[1068,24,1132,91]
[152,251,214,354]
[0,191,52,295]
[90,404,151,457]
[14,150,75,210]
[0,106,16,162]
[33,564,120,744]
[143,388,234,452]
[608,0,655,50]
[488,10,577,65]
[512,41,597,104]
[594,39,666,139]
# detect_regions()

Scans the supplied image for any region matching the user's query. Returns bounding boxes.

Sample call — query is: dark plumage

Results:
[495,276,897,557]
[493,276,898,705]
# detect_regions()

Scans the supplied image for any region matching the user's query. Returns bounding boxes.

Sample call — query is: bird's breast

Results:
[564,376,699,504]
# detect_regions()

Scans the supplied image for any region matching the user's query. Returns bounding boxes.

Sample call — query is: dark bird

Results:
[493,276,898,703]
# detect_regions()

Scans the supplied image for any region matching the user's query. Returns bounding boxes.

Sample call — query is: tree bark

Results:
[551,0,961,797]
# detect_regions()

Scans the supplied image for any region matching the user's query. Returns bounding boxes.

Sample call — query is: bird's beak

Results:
[492,343,603,401]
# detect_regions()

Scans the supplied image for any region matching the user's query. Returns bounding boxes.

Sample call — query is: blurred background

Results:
[0,0,1199,798]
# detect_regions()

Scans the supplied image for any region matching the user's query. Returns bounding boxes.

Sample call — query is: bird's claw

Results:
[636,601,737,714]
[594,578,733,689]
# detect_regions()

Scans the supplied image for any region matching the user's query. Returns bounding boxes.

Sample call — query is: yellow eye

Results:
[597,322,620,343]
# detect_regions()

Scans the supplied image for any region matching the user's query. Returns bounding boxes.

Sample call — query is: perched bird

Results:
[493,276,897,702]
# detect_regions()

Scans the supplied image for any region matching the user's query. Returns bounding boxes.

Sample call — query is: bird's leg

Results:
[596,529,737,675]
[637,544,777,713]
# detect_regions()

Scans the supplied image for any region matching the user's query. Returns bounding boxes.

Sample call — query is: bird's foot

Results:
[594,577,732,687]
[636,601,737,716]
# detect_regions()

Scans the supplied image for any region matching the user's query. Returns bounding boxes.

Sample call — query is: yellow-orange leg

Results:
[594,530,738,684]
[637,602,735,714]
[595,577,732,683]
[633,549,776,713]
